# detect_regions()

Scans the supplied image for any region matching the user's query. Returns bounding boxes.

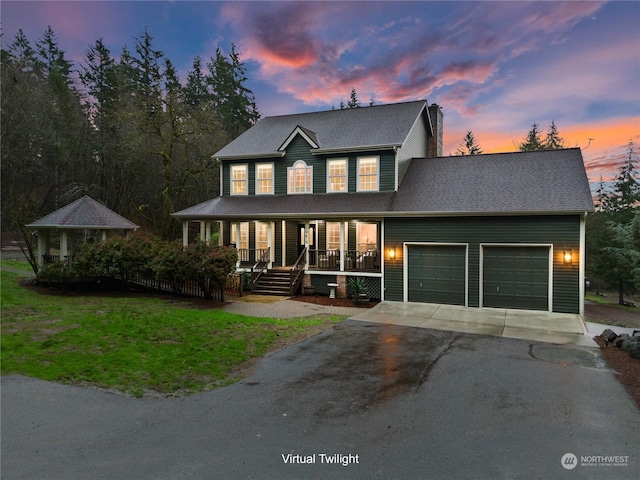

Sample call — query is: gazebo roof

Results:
[26,196,138,230]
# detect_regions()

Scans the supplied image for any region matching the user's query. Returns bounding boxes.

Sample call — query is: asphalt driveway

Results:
[2,320,638,480]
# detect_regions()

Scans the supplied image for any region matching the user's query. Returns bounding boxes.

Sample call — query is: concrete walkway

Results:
[348,301,598,346]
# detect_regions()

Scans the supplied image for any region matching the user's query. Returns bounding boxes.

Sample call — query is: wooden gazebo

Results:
[26,196,138,267]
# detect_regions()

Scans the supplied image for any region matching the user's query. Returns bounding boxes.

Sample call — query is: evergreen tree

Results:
[348,87,360,108]
[208,44,260,139]
[518,122,544,151]
[455,130,483,155]
[610,141,640,214]
[543,120,565,149]
[184,55,210,107]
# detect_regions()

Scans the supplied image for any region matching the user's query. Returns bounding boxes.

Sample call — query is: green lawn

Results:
[0,270,343,397]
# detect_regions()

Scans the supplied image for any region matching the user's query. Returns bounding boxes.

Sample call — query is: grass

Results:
[0,270,344,397]
[586,292,639,310]
[0,258,34,274]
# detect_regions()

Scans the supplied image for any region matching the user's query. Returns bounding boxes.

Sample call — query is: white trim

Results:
[230,164,248,196]
[278,126,319,151]
[356,155,379,192]
[255,162,274,195]
[381,220,386,300]
[326,158,348,193]
[479,243,553,312]
[579,214,586,317]
[281,220,286,267]
[403,242,469,307]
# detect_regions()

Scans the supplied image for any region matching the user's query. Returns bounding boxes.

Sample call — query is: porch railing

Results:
[290,247,307,296]
[237,248,269,267]
[250,247,270,290]
[308,249,380,272]
[43,254,76,266]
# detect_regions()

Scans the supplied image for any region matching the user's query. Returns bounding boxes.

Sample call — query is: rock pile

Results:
[600,329,640,360]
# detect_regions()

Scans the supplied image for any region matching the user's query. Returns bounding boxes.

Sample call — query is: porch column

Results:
[37,229,49,267]
[267,222,274,268]
[182,221,189,248]
[59,230,68,261]
[199,221,206,244]
[205,221,212,245]
[218,221,224,246]
[234,223,240,268]
[304,221,310,268]
[339,221,345,272]
[281,221,286,266]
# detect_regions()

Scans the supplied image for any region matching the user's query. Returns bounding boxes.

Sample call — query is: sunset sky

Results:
[2,1,639,193]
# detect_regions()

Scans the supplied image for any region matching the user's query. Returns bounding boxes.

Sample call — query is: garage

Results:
[407,244,466,305]
[482,245,550,311]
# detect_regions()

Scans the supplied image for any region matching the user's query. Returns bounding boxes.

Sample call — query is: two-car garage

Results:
[405,244,552,311]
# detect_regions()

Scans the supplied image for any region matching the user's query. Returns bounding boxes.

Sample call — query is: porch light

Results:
[388,247,396,260]
[563,249,572,264]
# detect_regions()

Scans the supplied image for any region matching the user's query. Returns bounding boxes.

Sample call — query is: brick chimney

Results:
[427,103,443,157]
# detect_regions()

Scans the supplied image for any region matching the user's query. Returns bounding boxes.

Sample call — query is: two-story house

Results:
[172,100,594,316]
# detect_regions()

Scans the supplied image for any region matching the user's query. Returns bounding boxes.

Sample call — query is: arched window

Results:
[288,160,313,194]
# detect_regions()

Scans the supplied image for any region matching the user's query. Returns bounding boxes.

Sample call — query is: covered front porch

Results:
[180,218,382,274]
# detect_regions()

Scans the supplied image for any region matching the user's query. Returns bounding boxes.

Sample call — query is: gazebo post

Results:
[37,229,49,267]
[182,221,189,248]
[205,221,211,245]
[59,230,68,262]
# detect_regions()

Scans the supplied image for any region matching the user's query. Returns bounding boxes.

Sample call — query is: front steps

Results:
[251,269,292,296]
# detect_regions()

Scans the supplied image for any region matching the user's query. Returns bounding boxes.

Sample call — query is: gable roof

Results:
[173,149,593,220]
[26,196,139,230]
[392,148,594,215]
[214,100,430,159]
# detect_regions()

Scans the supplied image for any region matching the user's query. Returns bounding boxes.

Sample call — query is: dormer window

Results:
[327,159,347,193]
[231,164,248,195]
[288,160,312,194]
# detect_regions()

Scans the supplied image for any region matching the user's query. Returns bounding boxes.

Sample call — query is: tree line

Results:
[1,26,260,239]
[588,142,640,304]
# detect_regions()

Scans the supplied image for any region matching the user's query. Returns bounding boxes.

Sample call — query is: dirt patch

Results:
[585,303,640,328]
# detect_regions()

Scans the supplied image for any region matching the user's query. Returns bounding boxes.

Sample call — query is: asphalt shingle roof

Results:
[392,148,595,214]
[173,149,594,220]
[26,196,139,229]
[214,100,429,158]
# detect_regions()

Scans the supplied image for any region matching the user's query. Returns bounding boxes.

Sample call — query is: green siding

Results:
[285,220,298,265]
[384,216,581,314]
[278,135,322,194]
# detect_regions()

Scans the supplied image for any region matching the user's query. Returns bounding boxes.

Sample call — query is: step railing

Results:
[250,247,270,291]
[290,247,306,296]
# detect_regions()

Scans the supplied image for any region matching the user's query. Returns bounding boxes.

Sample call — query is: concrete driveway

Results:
[2,317,638,480]
[350,301,594,346]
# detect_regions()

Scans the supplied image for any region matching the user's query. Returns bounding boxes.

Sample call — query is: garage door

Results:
[482,246,549,311]
[407,245,466,305]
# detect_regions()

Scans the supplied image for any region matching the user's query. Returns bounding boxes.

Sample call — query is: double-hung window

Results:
[256,163,274,195]
[231,222,249,249]
[231,164,248,195]
[357,156,378,192]
[326,222,341,251]
[288,160,312,194]
[327,159,347,193]
[256,222,269,251]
